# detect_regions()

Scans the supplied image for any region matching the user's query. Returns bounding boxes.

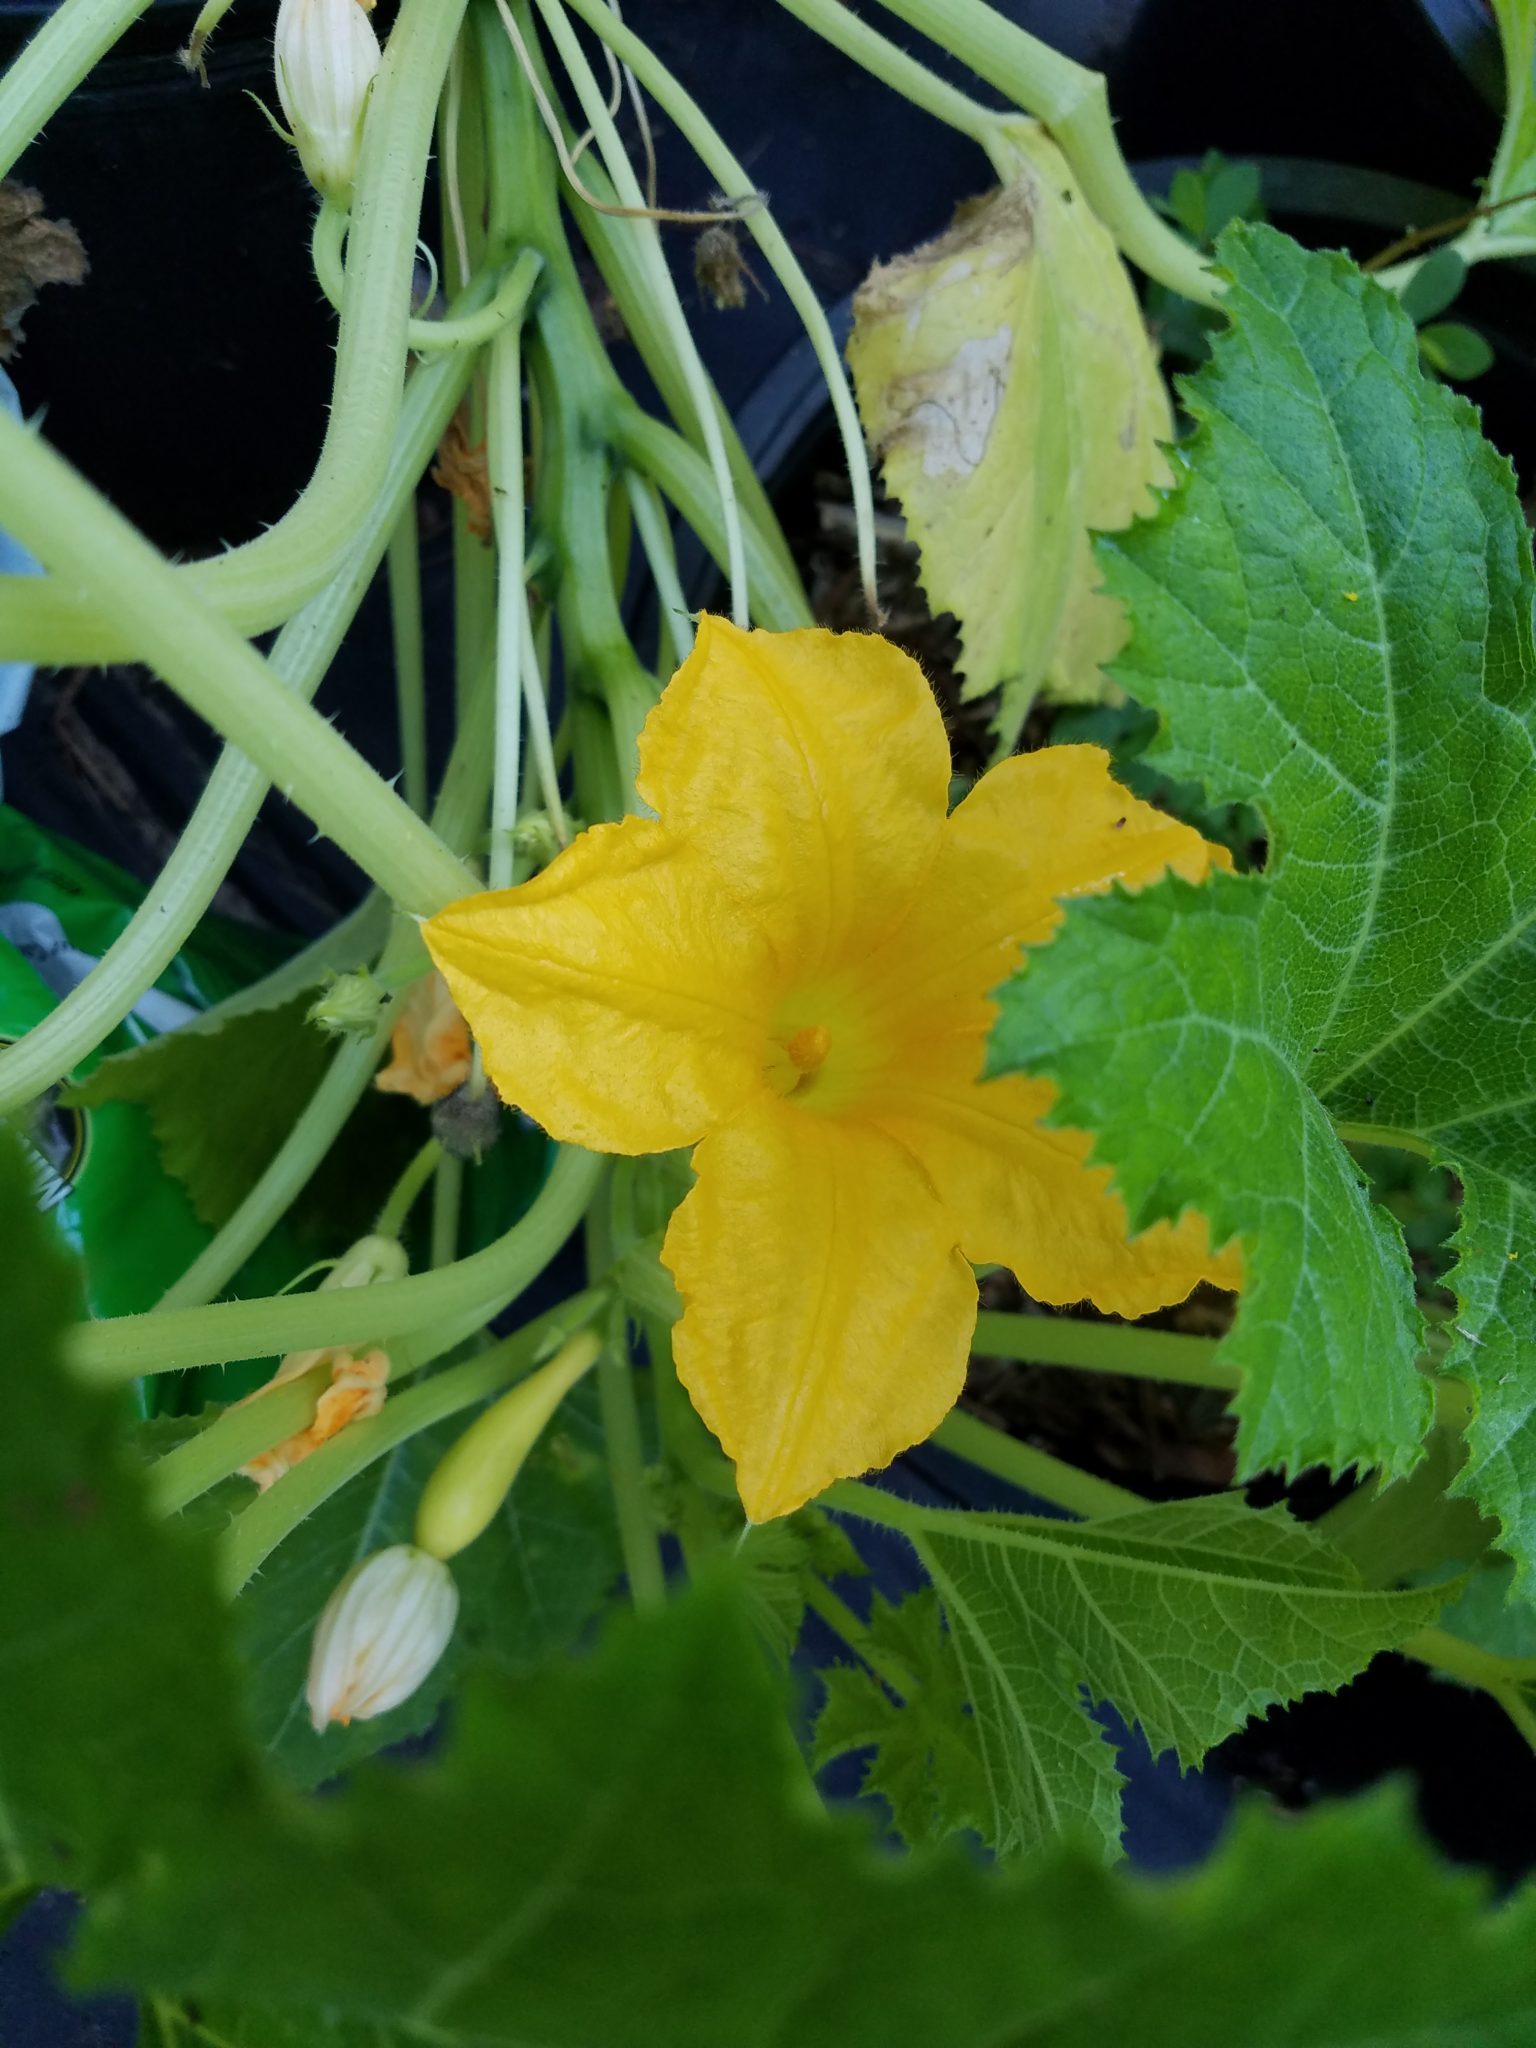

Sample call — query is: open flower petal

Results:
[662,1097,975,1521]
[875,1062,1240,1318]
[425,818,778,1153]
[636,617,952,969]
[858,743,1227,1039]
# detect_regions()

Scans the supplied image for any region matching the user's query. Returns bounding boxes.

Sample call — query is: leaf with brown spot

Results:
[0,183,87,361]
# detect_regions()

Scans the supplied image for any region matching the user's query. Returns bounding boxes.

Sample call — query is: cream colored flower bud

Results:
[273,0,381,203]
[306,1543,458,1733]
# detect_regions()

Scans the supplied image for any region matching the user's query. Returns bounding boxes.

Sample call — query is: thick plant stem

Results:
[557,0,879,619]
[869,0,1218,306]
[0,416,477,918]
[386,506,429,816]
[68,1147,605,1381]
[145,1366,328,1519]
[0,0,469,663]
[932,1410,1144,1516]
[0,0,152,177]
[971,1308,1240,1391]
[0,340,479,1116]
[220,1292,606,1593]
[773,0,1003,147]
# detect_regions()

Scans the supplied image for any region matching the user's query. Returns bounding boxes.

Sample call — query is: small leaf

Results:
[1399,243,1467,324]
[848,122,1174,740]
[811,1588,992,1848]
[1418,319,1495,380]
[1202,159,1262,242]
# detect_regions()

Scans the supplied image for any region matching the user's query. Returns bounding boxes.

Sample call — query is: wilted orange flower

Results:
[425,619,1239,1521]
[375,971,472,1105]
[240,1346,388,1491]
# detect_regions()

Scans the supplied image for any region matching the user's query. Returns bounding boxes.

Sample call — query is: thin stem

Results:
[220,1294,604,1593]
[529,0,749,625]
[597,1308,667,1610]
[560,0,879,619]
[608,403,810,630]
[431,1154,465,1268]
[932,1409,1144,1517]
[0,415,477,918]
[868,0,1218,306]
[1400,1629,1536,1691]
[774,0,1003,147]
[1333,1121,1436,1161]
[311,212,547,354]
[0,338,477,1115]
[971,1307,1239,1391]
[387,506,429,816]
[623,469,693,670]
[517,605,569,842]
[69,1147,605,1382]
[487,315,529,891]
[1,0,471,662]
[375,1138,443,1241]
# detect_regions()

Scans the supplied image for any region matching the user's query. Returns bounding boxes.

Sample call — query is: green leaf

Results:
[1478,0,1536,247]
[0,1133,257,1892]
[1399,243,1467,324]
[811,1589,992,1848]
[848,125,1174,739]
[1418,319,1495,380]
[5,1124,1529,2046]
[67,990,333,1229]
[901,1490,1440,1856]
[990,225,1536,1559]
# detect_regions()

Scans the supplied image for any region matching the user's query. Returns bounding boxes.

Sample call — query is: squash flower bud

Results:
[273,0,381,204]
[415,1331,603,1562]
[306,1543,458,1732]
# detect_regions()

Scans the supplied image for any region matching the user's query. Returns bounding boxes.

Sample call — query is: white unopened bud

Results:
[306,1543,458,1733]
[274,0,381,203]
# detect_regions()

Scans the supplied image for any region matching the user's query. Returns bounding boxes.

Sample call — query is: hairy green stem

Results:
[0,334,479,1116]
[69,1147,604,1380]
[971,1307,1240,1391]
[387,507,430,816]
[145,1367,327,1520]
[376,1138,444,1240]
[487,311,530,890]
[0,0,152,177]
[1,0,471,663]
[932,1409,1144,1516]
[623,470,694,671]
[0,417,477,917]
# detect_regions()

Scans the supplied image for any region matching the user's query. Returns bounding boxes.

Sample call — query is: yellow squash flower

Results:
[425,620,1239,1522]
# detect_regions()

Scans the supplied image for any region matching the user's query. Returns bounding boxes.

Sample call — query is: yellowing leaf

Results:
[848,124,1173,743]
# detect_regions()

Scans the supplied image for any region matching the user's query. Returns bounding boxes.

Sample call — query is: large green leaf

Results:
[5,1125,1530,2045]
[990,224,1536,1559]
[884,1489,1440,1856]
